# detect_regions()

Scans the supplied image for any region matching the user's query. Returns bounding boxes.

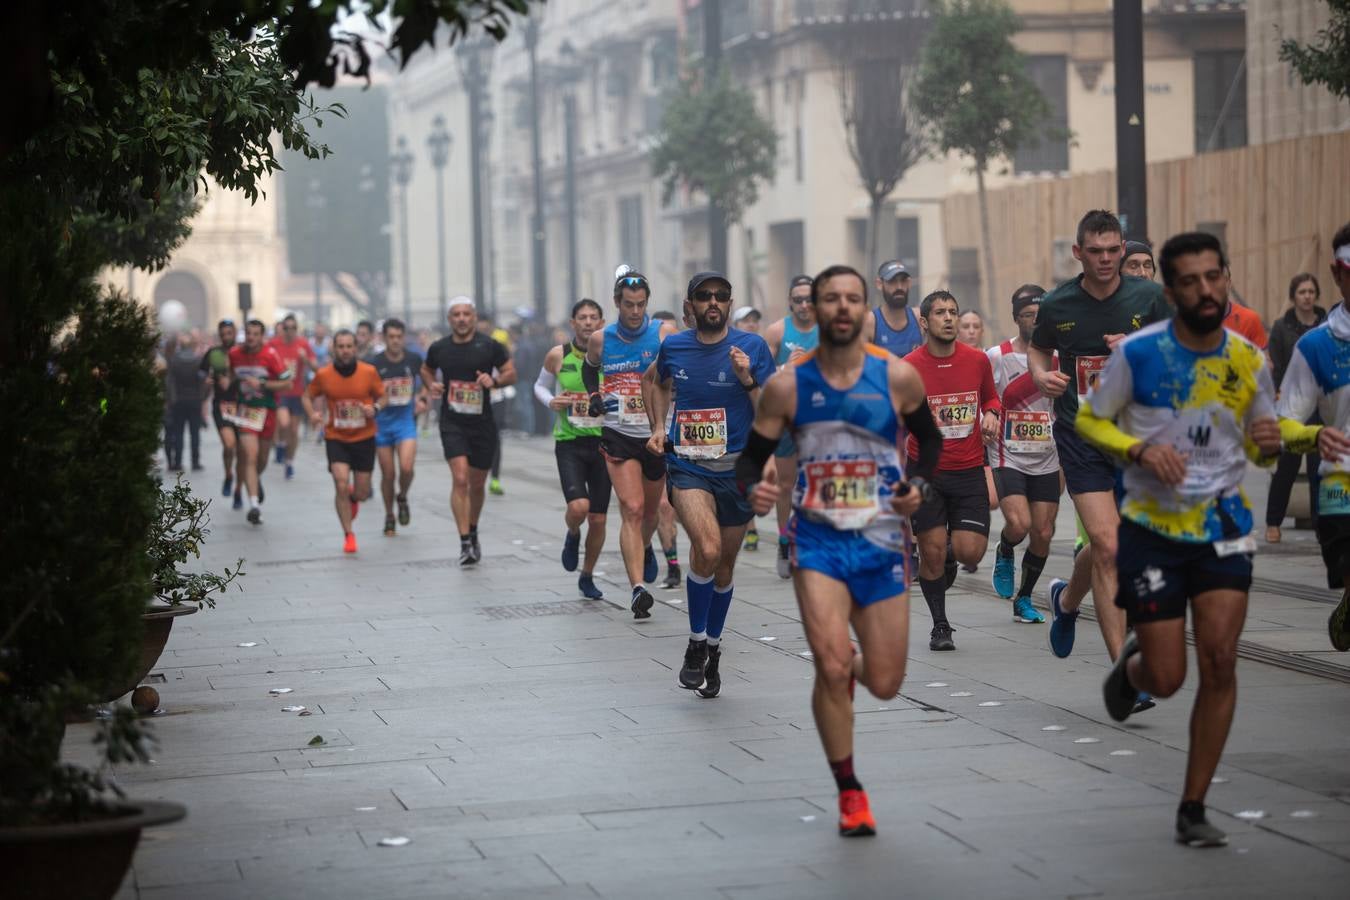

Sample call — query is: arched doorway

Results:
[154,271,210,331]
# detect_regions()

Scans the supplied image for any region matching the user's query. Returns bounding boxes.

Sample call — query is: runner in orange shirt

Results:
[303,329,386,554]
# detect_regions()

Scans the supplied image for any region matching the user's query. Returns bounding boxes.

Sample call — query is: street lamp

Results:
[457,36,495,317]
[306,177,327,326]
[426,115,453,327]
[390,136,415,325]
[557,40,584,309]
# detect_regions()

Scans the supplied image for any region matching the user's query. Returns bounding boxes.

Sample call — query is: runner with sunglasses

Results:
[583,271,678,618]
[645,272,776,696]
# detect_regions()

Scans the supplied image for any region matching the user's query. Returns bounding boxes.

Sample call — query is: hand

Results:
[750,465,779,517]
[429,381,446,398]
[1318,426,1350,462]
[1104,332,1127,351]
[361,403,376,419]
[549,394,572,412]
[309,413,324,431]
[980,410,1000,446]
[241,376,261,393]
[415,397,428,416]
[890,481,923,517]
[1034,367,1070,398]
[476,370,495,390]
[729,346,752,384]
[1247,417,1281,458]
[217,374,231,391]
[645,431,666,457]
[1138,443,1187,486]
[587,392,605,418]
[787,347,806,365]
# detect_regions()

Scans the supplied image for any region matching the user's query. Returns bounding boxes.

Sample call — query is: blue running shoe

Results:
[285,463,295,480]
[222,476,233,498]
[1048,578,1078,658]
[561,530,581,572]
[1132,692,1156,714]
[274,445,286,464]
[992,552,1016,599]
[578,573,603,599]
[1013,596,1045,624]
[643,545,658,583]
[232,490,243,511]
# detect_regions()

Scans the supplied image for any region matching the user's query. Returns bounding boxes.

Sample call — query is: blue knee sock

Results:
[686,571,714,638]
[706,582,734,643]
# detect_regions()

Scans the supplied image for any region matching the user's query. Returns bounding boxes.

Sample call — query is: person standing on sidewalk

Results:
[303,330,386,554]
[1080,232,1287,846]
[1265,272,1326,544]
[645,272,776,698]
[371,318,427,537]
[164,332,206,472]
[738,264,940,836]
[535,298,611,600]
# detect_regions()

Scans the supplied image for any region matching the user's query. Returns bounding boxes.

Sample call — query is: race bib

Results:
[447,379,483,415]
[1318,472,1350,516]
[1212,534,1256,558]
[1076,355,1108,402]
[800,460,880,530]
[563,391,602,429]
[334,399,366,429]
[1003,410,1053,455]
[609,373,647,426]
[225,403,268,432]
[674,408,727,459]
[931,392,977,439]
[384,375,413,407]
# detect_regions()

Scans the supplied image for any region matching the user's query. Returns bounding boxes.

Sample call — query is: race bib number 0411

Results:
[800,460,880,530]
[674,408,727,459]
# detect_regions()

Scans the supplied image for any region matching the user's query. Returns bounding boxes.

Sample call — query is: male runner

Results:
[1081,232,1286,846]
[199,318,239,501]
[903,291,1001,651]
[421,297,516,565]
[1028,209,1169,660]
[863,259,924,356]
[371,318,426,536]
[763,274,819,578]
[267,313,318,478]
[535,299,611,600]
[1122,240,1156,280]
[986,285,1059,623]
[303,330,386,553]
[228,320,292,525]
[732,304,764,550]
[738,264,941,836]
[1276,220,1350,650]
[651,309,685,587]
[583,271,678,617]
[645,272,776,696]
[355,319,377,362]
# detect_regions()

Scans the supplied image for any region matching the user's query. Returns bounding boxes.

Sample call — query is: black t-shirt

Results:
[424,333,509,421]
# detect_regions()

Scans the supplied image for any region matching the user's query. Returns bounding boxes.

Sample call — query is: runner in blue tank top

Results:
[863,259,924,357]
[762,275,820,578]
[735,264,943,838]
[646,272,776,698]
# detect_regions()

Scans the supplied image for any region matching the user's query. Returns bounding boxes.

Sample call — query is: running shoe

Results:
[397,494,411,527]
[1330,586,1350,651]
[929,623,955,651]
[578,573,604,600]
[1103,632,1140,722]
[274,445,286,464]
[232,489,243,511]
[561,530,581,572]
[1132,692,1156,714]
[222,476,233,497]
[631,586,654,620]
[837,789,876,837]
[679,638,708,689]
[384,515,397,536]
[285,463,295,480]
[643,545,658,583]
[776,538,791,579]
[1048,578,1078,659]
[1012,596,1045,624]
[258,481,265,504]
[1176,803,1227,848]
[743,530,759,552]
[459,542,476,566]
[470,534,482,563]
[661,563,682,590]
[698,645,722,698]
[246,507,262,526]
[992,552,1016,599]
[343,533,358,554]
[489,478,504,496]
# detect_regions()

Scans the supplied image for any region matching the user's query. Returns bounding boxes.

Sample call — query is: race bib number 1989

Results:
[1003,410,1052,454]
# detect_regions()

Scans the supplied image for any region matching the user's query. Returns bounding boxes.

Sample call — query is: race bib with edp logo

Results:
[563,391,602,429]
[447,380,483,415]
[931,392,977,439]
[334,400,366,429]
[1076,355,1108,402]
[1003,410,1053,454]
[800,460,880,530]
[675,408,727,459]
[384,376,413,406]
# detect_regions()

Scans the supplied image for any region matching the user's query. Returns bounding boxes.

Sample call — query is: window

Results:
[1013,56,1069,174]
[618,196,644,271]
[1195,51,1247,152]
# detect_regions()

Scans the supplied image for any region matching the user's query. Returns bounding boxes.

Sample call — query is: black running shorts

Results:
[555,436,612,515]
[600,427,666,483]
[1054,419,1118,496]
[911,466,991,536]
[994,468,1063,504]
[1114,518,1253,624]
[440,416,498,470]
[326,437,376,473]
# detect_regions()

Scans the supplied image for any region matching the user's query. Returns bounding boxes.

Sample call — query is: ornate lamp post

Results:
[389,136,415,325]
[457,37,495,314]
[426,115,453,327]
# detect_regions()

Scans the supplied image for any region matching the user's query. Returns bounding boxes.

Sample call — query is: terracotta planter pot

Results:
[99,604,198,703]
[0,800,185,900]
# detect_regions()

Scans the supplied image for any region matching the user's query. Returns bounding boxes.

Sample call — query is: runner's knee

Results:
[566,499,590,519]
[865,663,905,700]
[1194,639,1238,688]
[815,656,853,695]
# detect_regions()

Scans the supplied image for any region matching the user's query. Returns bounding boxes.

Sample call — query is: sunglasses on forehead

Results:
[616,275,649,289]
[692,288,732,303]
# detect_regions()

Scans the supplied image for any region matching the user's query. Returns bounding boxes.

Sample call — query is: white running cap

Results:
[448,296,476,311]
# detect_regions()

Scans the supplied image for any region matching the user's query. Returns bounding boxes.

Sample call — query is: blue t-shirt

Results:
[656,329,776,475]
[371,350,423,427]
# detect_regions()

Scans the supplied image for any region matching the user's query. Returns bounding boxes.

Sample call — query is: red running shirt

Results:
[903,341,1001,471]
[267,335,317,397]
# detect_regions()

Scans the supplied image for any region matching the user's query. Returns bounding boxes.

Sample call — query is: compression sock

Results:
[706,582,734,644]
[1017,551,1048,598]
[686,571,714,637]
[919,576,948,627]
[997,532,1017,559]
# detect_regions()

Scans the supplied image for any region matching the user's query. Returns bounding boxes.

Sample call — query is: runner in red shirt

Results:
[267,313,318,479]
[903,291,1001,651]
[228,320,292,525]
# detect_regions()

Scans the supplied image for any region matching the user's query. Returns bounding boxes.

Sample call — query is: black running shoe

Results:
[222,476,233,498]
[246,507,262,526]
[384,515,397,536]
[1103,632,1140,722]
[929,623,955,651]
[561,530,581,572]
[1330,585,1350,652]
[1176,802,1227,848]
[397,494,411,527]
[697,645,722,698]
[459,542,476,566]
[257,481,265,504]
[679,638,708,689]
[643,545,658,583]
[631,586,654,619]
[661,563,682,590]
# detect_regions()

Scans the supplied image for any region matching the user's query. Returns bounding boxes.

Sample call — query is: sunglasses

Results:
[616,275,649,289]
[789,296,811,305]
[692,288,732,303]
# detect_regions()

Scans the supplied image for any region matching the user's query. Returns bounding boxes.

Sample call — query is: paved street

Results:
[74,430,1350,899]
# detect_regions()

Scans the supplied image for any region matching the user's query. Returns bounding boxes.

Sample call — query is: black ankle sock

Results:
[460,534,471,543]
[469,524,478,536]
[997,533,1017,558]
[829,755,863,793]
[919,577,948,627]
[664,544,678,562]
[1178,800,1206,822]
[1017,551,1048,598]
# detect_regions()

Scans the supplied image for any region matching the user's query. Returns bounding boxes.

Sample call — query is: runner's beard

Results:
[885,289,908,309]
[1178,300,1224,334]
[820,316,863,347]
[694,308,725,334]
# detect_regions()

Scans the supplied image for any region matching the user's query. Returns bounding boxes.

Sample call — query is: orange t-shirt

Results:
[306,362,384,442]
[1224,301,1268,350]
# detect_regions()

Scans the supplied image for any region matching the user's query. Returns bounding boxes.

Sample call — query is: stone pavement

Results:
[70,431,1350,899]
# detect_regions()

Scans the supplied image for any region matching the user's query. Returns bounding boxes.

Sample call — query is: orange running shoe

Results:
[838,788,876,837]
[343,532,358,554]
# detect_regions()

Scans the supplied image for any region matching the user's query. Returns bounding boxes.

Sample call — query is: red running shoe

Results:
[838,788,876,837]
[343,533,358,554]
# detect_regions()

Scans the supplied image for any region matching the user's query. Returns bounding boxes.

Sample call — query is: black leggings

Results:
[1266,450,1320,527]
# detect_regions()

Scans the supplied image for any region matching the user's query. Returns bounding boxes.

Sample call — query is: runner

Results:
[303,330,386,553]
[1081,231,1286,846]
[421,297,517,566]
[957,310,985,349]
[355,319,377,362]
[227,320,292,525]
[863,259,924,356]
[651,310,685,588]
[737,264,941,836]
[763,274,819,579]
[1121,239,1156,280]
[267,313,318,479]
[903,291,1001,651]
[582,271,678,617]
[535,299,611,600]
[1028,209,1170,662]
[1276,220,1350,651]
[645,272,776,696]
[986,285,1059,623]
[371,318,427,537]
[199,318,239,501]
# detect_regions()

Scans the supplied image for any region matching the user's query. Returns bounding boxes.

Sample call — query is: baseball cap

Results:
[877,260,909,281]
[687,271,731,298]
[789,274,814,289]
[732,306,761,324]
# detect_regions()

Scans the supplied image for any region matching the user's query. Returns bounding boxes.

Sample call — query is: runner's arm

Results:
[893,360,941,482]
[492,358,517,388]
[734,369,793,491]
[582,330,603,394]
[1074,348,1140,463]
[534,367,558,407]
[763,320,783,362]
[641,358,672,434]
[1273,347,1323,455]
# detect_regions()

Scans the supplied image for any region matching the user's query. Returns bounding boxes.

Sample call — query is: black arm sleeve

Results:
[903,398,942,481]
[581,358,601,395]
[734,428,780,493]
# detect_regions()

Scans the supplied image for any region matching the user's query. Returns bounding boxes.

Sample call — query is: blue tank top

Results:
[791,348,907,552]
[872,307,923,358]
[601,320,662,438]
[776,317,819,366]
